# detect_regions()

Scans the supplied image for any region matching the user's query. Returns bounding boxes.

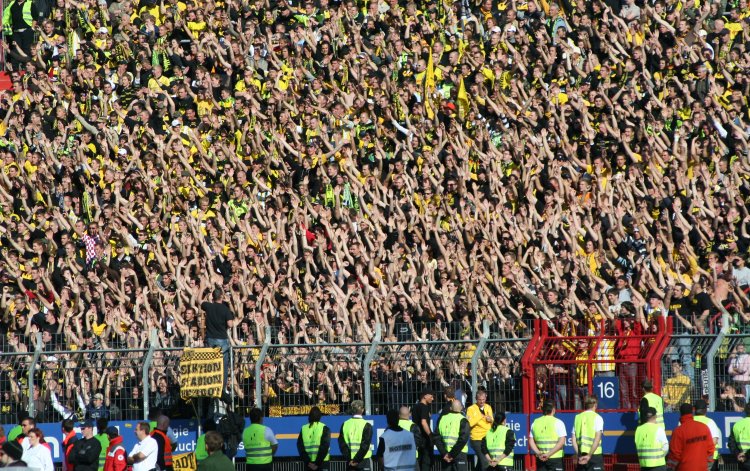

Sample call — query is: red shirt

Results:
[615,320,642,359]
[104,436,127,471]
[667,414,715,471]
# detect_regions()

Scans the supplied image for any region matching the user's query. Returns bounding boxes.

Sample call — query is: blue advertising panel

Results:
[5,412,742,462]
[592,377,620,410]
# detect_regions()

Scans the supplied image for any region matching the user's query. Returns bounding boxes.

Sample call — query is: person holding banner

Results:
[197,432,234,471]
[297,406,331,471]
[339,400,373,471]
[201,289,236,393]
[572,397,603,471]
[243,408,278,471]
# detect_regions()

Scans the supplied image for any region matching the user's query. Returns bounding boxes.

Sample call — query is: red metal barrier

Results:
[521,317,672,470]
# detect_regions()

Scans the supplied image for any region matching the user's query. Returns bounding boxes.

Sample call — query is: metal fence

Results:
[660,334,716,411]
[7,327,750,420]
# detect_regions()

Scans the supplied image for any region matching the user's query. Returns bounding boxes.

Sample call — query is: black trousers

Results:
[417,445,432,471]
[440,452,468,471]
[576,454,603,471]
[536,457,563,471]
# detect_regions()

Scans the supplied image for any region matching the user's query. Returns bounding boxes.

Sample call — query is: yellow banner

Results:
[173,453,197,471]
[179,348,224,399]
[268,404,341,417]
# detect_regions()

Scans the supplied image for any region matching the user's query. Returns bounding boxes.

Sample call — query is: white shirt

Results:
[696,416,722,449]
[655,427,669,455]
[129,435,158,471]
[23,444,54,471]
[733,266,750,287]
[531,416,567,440]
[570,414,604,436]
[263,426,279,445]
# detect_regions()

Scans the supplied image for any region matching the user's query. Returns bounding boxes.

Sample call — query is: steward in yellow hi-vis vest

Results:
[338,401,373,471]
[434,400,470,471]
[530,402,566,471]
[635,407,668,471]
[297,406,331,471]
[572,397,603,471]
[243,408,278,471]
[481,412,515,471]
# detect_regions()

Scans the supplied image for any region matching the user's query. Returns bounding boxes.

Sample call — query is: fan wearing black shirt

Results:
[413,390,435,471]
[201,288,236,394]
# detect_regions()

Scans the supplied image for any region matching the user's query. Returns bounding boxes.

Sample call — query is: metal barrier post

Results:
[254,326,271,409]
[28,332,43,417]
[142,329,158,420]
[230,342,235,407]
[470,320,490,397]
[705,305,732,411]
[363,323,381,415]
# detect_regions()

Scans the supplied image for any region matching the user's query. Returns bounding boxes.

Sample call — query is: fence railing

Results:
[3,326,750,420]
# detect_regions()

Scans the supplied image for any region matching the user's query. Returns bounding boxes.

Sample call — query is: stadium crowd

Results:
[1,0,750,420]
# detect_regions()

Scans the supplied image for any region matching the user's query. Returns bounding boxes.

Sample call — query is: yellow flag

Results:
[424,47,436,120]
[457,76,469,120]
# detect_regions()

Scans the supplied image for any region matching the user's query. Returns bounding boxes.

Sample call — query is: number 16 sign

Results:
[593,376,620,409]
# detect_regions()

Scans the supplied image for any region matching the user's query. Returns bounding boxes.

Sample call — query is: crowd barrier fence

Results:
[2,323,750,422]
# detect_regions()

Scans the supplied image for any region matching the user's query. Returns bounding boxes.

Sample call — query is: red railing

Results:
[521,317,672,469]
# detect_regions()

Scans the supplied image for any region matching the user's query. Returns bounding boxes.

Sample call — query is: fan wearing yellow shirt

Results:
[147,65,171,92]
[467,391,494,471]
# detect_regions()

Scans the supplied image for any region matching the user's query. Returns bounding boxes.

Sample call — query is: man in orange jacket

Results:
[666,403,715,471]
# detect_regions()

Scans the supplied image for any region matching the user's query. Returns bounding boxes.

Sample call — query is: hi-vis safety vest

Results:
[151,429,173,468]
[733,417,750,453]
[635,422,666,468]
[574,410,602,455]
[643,392,665,428]
[531,416,563,459]
[485,425,514,466]
[693,415,719,459]
[341,418,372,460]
[244,424,273,464]
[2,0,33,35]
[438,413,468,454]
[301,422,329,462]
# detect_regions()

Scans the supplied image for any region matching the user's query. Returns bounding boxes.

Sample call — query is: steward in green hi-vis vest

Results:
[244,424,272,464]
[482,413,515,470]
[338,401,373,471]
[693,414,719,461]
[297,408,331,470]
[243,408,278,469]
[434,400,471,471]
[639,380,665,429]
[438,413,469,454]
[574,411,602,455]
[635,422,667,468]
[530,402,566,471]
[729,404,750,469]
